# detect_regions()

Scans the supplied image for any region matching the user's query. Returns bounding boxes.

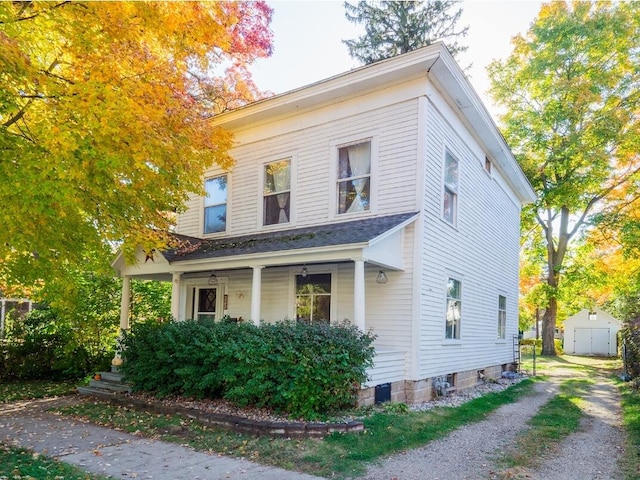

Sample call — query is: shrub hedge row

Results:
[0,309,111,381]
[621,324,640,378]
[119,319,376,419]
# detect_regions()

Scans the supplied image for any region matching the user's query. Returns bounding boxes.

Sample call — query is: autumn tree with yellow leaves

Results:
[0,1,272,291]
[489,2,640,355]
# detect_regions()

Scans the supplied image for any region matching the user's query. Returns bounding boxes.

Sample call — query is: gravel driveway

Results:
[361,369,625,480]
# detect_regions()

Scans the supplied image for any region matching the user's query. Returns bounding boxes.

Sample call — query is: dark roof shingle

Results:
[164,212,418,263]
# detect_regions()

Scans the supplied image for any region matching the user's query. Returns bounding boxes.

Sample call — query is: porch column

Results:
[114,275,132,366]
[250,266,264,325]
[353,259,366,331]
[171,272,182,321]
[119,275,131,331]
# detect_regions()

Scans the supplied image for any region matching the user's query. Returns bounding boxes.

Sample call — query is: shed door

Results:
[574,328,610,355]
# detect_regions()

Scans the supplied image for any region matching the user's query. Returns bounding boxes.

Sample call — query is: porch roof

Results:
[165,212,419,263]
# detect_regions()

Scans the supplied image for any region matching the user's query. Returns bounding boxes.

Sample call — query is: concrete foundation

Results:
[358,363,514,406]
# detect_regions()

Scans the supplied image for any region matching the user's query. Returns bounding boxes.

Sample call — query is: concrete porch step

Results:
[77,385,123,399]
[99,371,126,383]
[88,378,132,392]
[78,369,132,399]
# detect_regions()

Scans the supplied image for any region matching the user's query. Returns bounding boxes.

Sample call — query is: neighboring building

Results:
[0,297,34,338]
[522,322,563,341]
[113,44,536,404]
[563,308,621,357]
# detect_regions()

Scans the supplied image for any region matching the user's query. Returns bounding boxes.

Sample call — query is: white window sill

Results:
[442,340,462,346]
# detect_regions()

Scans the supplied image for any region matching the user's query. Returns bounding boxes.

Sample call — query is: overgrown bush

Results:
[0,308,104,380]
[120,320,376,419]
[621,323,640,379]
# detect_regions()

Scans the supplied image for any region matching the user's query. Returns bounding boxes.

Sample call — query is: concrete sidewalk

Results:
[0,397,324,479]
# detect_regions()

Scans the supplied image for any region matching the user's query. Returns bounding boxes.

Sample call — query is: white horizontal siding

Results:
[175,94,420,238]
[417,96,522,379]
[366,350,407,385]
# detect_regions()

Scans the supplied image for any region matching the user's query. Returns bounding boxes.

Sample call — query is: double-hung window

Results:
[337,141,371,214]
[204,175,227,234]
[498,295,507,339]
[443,151,459,224]
[296,273,331,324]
[445,278,461,339]
[263,159,291,226]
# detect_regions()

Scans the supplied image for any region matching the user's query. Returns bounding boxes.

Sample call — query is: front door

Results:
[194,287,217,321]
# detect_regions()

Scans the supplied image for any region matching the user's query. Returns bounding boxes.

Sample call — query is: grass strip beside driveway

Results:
[55,379,535,479]
[0,444,109,480]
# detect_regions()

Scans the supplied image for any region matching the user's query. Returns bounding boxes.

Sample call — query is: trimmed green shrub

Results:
[120,320,376,418]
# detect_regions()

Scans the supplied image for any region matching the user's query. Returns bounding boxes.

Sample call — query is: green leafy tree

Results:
[0,1,272,292]
[343,0,468,64]
[488,1,640,354]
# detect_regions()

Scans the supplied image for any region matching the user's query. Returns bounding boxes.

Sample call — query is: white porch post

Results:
[353,259,366,331]
[250,266,264,325]
[119,275,131,331]
[114,275,132,366]
[171,272,182,321]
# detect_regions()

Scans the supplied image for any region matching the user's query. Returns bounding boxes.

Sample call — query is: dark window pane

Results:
[296,273,331,294]
[204,205,226,233]
[264,192,290,225]
[296,295,312,323]
[198,288,216,313]
[337,178,370,214]
[314,295,331,323]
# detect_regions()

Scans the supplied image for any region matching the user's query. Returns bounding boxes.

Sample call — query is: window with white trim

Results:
[498,295,506,339]
[443,151,459,224]
[263,159,291,226]
[204,175,227,234]
[337,141,371,214]
[296,273,331,324]
[445,278,461,339]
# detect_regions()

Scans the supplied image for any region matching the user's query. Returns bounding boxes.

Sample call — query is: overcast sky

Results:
[249,0,543,115]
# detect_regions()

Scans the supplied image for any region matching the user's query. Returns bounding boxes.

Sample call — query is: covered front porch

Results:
[112,213,418,388]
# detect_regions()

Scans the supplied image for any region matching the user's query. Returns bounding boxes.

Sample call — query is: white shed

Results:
[563,308,622,356]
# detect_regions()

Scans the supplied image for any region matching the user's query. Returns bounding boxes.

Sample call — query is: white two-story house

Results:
[113,44,536,405]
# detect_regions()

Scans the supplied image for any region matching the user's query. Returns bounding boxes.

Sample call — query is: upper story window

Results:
[263,159,291,226]
[443,151,459,225]
[445,277,461,339]
[498,295,506,339]
[204,175,227,234]
[337,141,371,215]
[484,156,492,174]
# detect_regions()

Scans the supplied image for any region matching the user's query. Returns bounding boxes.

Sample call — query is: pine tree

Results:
[343,1,468,64]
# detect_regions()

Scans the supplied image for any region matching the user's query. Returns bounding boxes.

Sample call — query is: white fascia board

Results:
[165,243,371,272]
[211,45,442,131]
[428,52,537,204]
[113,247,171,278]
[368,213,419,246]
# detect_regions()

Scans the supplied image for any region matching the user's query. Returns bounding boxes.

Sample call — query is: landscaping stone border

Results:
[100,393,365,437]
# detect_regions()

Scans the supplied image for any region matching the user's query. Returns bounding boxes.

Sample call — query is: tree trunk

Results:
[542,297,557,355]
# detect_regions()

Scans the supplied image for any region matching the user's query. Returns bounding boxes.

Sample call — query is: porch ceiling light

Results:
[301,266,308,278]
[208,271,218,286]
[376,271,388,284]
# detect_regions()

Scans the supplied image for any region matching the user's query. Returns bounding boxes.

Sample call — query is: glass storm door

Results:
[195,287,217,321]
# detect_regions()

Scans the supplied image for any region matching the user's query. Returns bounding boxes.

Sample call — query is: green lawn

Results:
[0,444,109,480]
[0,379,77,402]
[54,380,535,478]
